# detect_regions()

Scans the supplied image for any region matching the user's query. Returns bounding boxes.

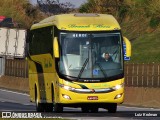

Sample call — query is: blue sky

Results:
[29,0,87,8]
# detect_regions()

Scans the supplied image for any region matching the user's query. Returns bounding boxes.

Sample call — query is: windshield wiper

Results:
[77,58,89,80]
[112,46,120,61]
[96,63,107,78]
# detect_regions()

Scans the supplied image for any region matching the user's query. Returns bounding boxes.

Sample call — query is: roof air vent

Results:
[74,13,99,17]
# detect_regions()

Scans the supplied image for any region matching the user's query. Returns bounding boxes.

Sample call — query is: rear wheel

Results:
[107,103,117,113]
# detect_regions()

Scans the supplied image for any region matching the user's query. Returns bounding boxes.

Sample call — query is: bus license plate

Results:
[87,96,98,100]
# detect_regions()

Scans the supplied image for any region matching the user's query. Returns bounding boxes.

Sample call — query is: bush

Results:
[150,17,160,28]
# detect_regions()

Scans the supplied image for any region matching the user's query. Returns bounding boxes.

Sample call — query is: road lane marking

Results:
[0,89,29,96]
[120,106,160,110]
[22,103,35,106]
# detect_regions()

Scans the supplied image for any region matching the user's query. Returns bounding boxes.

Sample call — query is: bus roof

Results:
[31,14,121,31]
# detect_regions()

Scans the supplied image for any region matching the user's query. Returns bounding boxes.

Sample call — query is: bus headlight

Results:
[59,83,75,91]
[62,94,71,100]
[113,83,124,90]
[114,93,123,99]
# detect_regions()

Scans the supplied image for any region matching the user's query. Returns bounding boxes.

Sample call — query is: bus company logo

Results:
[91,89,95,93]
[2,112,11,118]
[68,24,90,28]
[93,24,111,29]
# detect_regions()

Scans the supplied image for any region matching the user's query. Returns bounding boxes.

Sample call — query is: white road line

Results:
[0,89,29,96]
[22,103,35,106]
[121,106,160,110]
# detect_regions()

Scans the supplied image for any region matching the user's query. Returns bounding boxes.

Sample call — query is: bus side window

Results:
[29,30,35,55]
[29,27,53,55]
[40,27,53,54]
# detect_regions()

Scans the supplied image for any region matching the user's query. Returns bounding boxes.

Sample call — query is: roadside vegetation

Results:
[79,0,160,63]
[0,0,45,28]
[0,0,74,28]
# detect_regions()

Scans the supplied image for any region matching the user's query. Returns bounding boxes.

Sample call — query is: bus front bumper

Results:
[57,87,124,104]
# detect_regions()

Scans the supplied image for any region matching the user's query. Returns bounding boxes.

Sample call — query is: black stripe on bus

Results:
[35,62,43,73]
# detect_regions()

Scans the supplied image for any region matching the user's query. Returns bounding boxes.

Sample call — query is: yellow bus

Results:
[28,13,131,113]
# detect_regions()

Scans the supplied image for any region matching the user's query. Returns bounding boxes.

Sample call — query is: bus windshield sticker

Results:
[93,69,99,75]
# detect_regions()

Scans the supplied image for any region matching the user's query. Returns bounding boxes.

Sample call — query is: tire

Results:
[51,85,54,104]
[44,84,54,112]
[52,85,63,113]
[108,103,117,113]
[44,103,53,112]
[81,107,89,113]
[90,107,98,113]
[35,85,53,112]
[35,89,44,112]
[54,103,63,113]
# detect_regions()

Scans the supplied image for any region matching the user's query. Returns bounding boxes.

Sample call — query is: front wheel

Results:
[90,107,98,113]
[107,103,117,113]
[81,107,89,113]
[54,103,63,113]
[44,103,53,112]
[35,91,44,112]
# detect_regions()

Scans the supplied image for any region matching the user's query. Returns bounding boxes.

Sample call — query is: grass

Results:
[79,0,160,63]
[128,31,160,63]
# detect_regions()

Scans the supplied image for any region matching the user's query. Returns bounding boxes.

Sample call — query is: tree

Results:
[37,0,75,15]
[79,0,129,20]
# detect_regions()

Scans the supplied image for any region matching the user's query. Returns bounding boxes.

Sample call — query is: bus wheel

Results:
[90,107,98,113]
[54,103,63,113]
[35,90,44,112]
[81,107,89,113]
[44,84,54,112]
[107,103,117,113]
[51,85,55,104]
[44,103,53,112]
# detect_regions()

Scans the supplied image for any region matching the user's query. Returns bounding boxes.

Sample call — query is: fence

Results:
[0,57,5,76]
[125,63,160,87]
[5,59,28,78]
[3,59,160,87]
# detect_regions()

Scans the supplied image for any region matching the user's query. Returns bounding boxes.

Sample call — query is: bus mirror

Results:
[123,37,131,57]
[53,37,59,58]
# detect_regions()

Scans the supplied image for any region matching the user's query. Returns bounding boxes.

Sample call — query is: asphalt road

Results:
[0,88,160,120]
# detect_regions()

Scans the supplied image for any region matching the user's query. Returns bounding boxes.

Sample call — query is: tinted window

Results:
[29,26,53,55]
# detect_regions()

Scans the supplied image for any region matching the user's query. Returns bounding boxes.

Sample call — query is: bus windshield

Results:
[59,31,123,80]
